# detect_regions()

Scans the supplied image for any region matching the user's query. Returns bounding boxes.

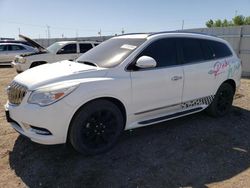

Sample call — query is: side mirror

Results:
[135,56,157,69]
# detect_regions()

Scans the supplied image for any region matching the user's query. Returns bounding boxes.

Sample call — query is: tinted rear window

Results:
[182,38,204,64]
[80,43,93,53]
[207,40,232,58]
[200,40,215,60]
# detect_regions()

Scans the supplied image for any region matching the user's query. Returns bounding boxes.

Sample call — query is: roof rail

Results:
[148,30,218,37]
[113,31,218,38]
[115,32,150,37]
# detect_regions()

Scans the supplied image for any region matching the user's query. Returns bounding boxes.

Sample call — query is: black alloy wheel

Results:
[69,100,124,155]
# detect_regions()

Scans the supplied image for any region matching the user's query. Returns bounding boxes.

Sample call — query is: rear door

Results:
[130,38,184,118]
[180,38,218,104]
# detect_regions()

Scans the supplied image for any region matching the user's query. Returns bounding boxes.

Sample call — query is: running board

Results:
[138,107,203,125]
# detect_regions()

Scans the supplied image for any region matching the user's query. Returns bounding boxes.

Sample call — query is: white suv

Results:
[12,35,100,73]
[5,32,242,155]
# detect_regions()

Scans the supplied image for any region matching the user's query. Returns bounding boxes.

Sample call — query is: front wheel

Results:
[206,83,235,117]
[69,100,124,155]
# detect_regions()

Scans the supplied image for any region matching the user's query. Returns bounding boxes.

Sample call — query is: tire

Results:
[69,100,124,155]
[206,83,235,117]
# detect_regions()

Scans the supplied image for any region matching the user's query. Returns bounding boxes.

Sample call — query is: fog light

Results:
[30,126,52,135]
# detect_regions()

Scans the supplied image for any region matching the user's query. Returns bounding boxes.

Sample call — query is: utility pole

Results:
[182,20,184,30]
[98,28,102,41]
[98,29,102,36]
[46,25,50,46]
[46,25,50,39]
[18,28,21,35]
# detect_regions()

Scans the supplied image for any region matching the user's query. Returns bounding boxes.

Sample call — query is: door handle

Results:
[171,76,182,81]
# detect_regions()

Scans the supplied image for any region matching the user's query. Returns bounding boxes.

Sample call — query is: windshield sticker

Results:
[121,44,137,50]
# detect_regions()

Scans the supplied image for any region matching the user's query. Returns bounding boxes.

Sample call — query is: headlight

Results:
[15,57,26,64]
[28,82,79,106]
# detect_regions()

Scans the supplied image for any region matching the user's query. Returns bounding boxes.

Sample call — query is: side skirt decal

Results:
[134,95,214,116]
[138,107,203,125]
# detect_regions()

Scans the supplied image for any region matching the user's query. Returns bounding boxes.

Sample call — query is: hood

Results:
[20,51,48,57]
[14,60,108,90]
[19,34,47,52]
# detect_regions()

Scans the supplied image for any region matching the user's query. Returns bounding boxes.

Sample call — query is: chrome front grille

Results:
[7,82,28,105]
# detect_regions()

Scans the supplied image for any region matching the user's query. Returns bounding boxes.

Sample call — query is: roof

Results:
[0,42,28,46]
[56,41,101,44]
[114,31,219,40]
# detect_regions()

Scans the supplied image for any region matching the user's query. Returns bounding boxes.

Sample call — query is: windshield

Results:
[47,42,64,54]
[76,37,146,68]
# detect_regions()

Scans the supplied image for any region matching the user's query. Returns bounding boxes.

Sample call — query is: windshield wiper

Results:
[77,61,97,67]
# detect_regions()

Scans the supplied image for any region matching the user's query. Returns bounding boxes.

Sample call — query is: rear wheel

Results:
[69,100,124,155]
[206,83,235,117]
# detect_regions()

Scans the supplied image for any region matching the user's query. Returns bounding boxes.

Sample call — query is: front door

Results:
[56,43,78,61]
[130,38,184,119]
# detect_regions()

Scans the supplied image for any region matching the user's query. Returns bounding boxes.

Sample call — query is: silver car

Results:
[0,43,37,65]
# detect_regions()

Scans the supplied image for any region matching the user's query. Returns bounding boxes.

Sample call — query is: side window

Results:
[58,44,77,54]
[139,38,178,68]
[0,45,7,52]
[200,39,215,60]
[94,43,100,46]
[207,40,232,58]
[79,43,93,53]
[9,45,25,51]
[182,38,205,64]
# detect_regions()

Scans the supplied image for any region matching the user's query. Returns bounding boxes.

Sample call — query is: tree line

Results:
[206,15,250,28]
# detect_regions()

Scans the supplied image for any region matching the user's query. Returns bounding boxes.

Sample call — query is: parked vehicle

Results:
[0,43,37,65]
[5,32,241,155]
[0,40,33,47]
[12,35,100,73]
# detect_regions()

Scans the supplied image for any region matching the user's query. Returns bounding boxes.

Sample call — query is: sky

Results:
[0,0,250,39]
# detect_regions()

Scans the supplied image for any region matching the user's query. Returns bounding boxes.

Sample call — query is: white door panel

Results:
[182,61,218,102]
[0,52,9,62]
[131,67,183,115]
[56,54,78,62]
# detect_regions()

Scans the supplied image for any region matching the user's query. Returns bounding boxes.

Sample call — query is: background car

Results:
[0,43,37,66]
[12,35,101,73]
[0,40,33,47]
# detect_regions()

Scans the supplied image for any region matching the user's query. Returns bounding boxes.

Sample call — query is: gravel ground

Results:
[0,66,250,188]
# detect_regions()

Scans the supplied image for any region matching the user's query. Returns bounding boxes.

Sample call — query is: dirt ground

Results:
[0,66,250,188]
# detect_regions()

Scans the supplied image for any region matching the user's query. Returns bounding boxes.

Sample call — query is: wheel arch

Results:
[30,61,47,68]
[66,96,127,143]
[222,79,236,93]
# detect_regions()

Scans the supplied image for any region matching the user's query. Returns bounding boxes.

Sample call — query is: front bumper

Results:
[11,61,27,73]
[4,100,75,145]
